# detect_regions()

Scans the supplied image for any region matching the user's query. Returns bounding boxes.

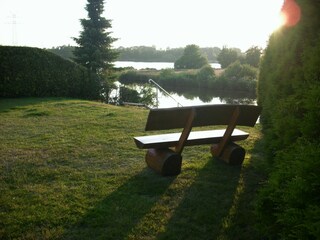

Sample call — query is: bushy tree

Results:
[256,0,320,238]
[118,85,156,107]
[217,47,241,68]
[73,0,118,75]
[174,44,208,69]
[244,46,261,67]
[217,61,258,92]
[197,64,215,81]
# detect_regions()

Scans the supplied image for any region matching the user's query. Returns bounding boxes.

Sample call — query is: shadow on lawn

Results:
[156,136,266,239]
[156,158,242,239]
[62,138,264,239]
[62,168,175,239]
[0,97,65,112]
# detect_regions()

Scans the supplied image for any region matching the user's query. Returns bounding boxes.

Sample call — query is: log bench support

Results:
[146,148,182,176]
[145,108,195,176]
[134,104,261,176]
[210,106,246,165]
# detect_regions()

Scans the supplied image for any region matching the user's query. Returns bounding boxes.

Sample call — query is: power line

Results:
[6,13,19,45]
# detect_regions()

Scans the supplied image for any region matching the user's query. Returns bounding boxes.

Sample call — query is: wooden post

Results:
[211,142,245,165]
[145,148,182,176]
[175,108,196,155]
[145,108,195,176]
[211,106,240,157]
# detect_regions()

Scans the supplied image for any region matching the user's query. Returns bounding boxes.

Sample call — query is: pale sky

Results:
[0,0,284,51]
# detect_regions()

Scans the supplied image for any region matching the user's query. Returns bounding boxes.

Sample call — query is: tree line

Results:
[48,44,260,69]
[48,45,223,63]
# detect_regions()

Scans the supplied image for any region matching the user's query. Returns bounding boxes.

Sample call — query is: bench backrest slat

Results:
[145,104,261,131]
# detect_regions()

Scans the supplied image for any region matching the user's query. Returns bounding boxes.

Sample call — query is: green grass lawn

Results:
[0,98,266,239]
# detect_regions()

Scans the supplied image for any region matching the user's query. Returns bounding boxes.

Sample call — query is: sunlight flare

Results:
[281,0,301,27]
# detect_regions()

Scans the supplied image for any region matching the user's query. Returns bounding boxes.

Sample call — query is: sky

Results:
[0,0,284,51]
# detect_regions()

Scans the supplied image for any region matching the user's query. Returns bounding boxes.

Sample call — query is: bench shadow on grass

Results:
[62,168,176,239]
[156,138,265,239]
[155,158,242,239]
[62,142,264,239]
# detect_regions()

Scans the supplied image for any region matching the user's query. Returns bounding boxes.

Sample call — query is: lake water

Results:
[149,87,256,108]
[113,61,255,108]
[114,61,221,70]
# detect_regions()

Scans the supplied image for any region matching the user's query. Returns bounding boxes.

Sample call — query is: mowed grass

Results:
[0,98,266,239]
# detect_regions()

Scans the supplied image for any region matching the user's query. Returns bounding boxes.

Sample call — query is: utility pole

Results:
[6,13,18,45]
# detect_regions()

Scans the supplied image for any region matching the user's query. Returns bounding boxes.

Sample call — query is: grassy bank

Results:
[0,98,265,239]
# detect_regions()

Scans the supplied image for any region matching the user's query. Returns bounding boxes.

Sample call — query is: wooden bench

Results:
[134,104,261,176]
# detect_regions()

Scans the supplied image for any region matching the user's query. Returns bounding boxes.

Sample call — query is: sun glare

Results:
[270,2,289,32]
[275,12,287,30]
[281,0,301,27]
[258,1,287,37]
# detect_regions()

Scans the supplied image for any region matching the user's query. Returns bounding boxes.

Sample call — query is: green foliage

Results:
[255,140,320,239]
[119,85,156,107]
[256,0,320,238]
[47,45,75,60]
[117,46,182,62]
[118,70,151,84]
[200,47,221,63]
[73,0,118,74]
[216,61,258,92]
[196,64,216,88]
[0,46,99,99]
[47,45,222,63]
[174,44,208,69]
[244,46,262,68]
[119,86,141,103]
[117,46,221,63]
[217,47,241,68]
[118,65,257,94]
[222,61,258,80]
[197,64,215,81]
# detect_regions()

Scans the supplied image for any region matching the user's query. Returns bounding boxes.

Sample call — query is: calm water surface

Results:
[113,61,255,108]
[114,61,221,70]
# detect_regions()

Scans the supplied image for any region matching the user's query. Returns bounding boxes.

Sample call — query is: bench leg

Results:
[211,142,245,165]
[145,148,182,176]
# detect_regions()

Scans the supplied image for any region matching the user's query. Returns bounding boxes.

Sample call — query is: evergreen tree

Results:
[256,0,320,238]
[73,0,118,75]
[174,44,208,69]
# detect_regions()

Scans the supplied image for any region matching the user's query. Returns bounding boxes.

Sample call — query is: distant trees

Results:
[217,47,241,68]
[244,46,261,67]
[174,44,208,69]
[116,46,221,63]
[217,46,261,68]
[47,45,75,60]
[117,46,183,62]
[48,43,261,71]
[216,60,258,92]
[73,0,118,75]
[47,45,222,64]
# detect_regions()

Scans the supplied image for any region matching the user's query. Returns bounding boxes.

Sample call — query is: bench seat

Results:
[134,128,249,149]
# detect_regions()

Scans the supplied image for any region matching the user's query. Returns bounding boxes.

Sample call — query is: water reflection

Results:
[156,85,256,108]
[115,82,257,108]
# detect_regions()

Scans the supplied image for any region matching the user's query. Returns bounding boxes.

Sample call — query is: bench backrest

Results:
[145,104,261,131]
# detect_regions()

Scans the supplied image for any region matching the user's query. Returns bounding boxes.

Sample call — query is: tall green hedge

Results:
[0,46,100,99]
[256,0,320,238]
